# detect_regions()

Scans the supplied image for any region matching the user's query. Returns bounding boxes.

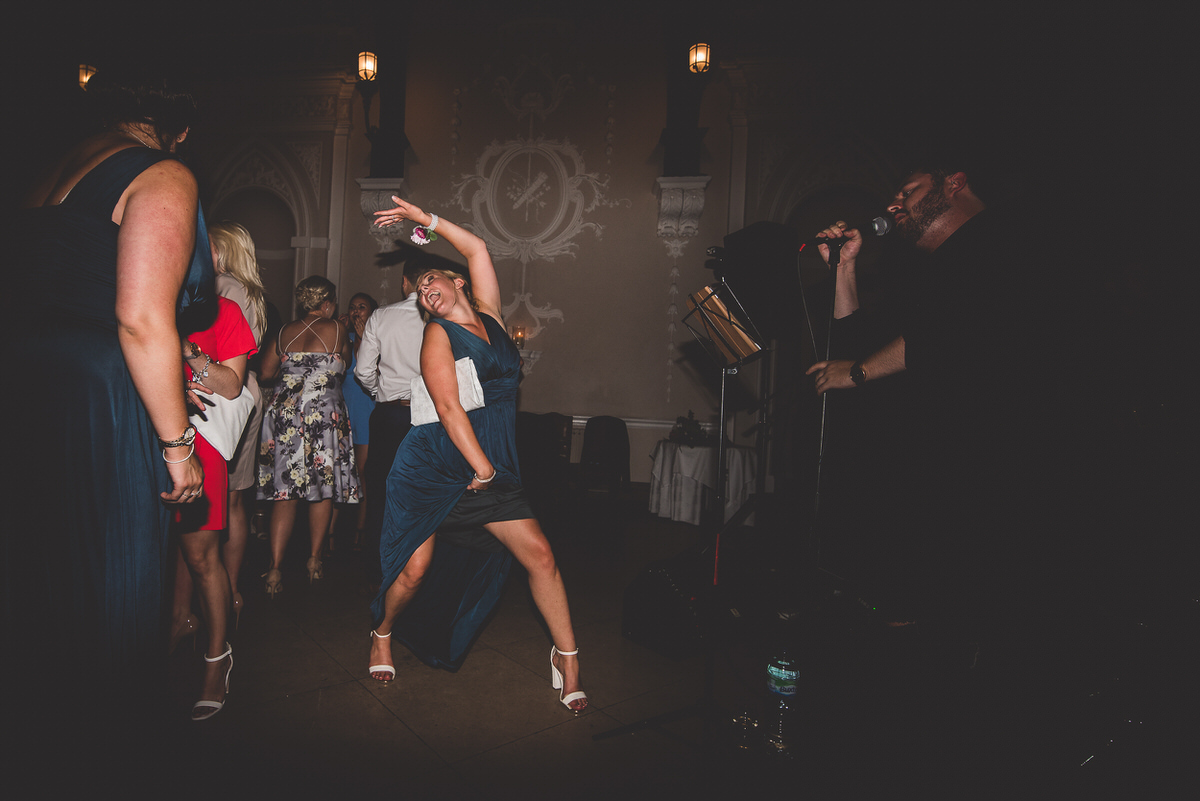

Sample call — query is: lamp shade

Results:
[79,64,97,90]
[688,43,710,73]
[357,51,378,81]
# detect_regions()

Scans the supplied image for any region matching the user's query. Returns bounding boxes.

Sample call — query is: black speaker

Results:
[710,221,799,342]
[621,556,708,658]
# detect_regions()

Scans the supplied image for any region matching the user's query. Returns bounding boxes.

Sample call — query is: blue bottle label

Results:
[767,662,798,696]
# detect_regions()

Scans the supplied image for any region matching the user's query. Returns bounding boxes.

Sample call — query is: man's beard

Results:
[897,184,951,243]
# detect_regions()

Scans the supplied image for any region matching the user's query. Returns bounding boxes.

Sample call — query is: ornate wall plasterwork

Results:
[656,176,711,402]
[445,54,630,360]
[213,145,301,224]
[287,141,324,195]
[452,137,619,267]
[262,94,339,121]
[357,178,411,254]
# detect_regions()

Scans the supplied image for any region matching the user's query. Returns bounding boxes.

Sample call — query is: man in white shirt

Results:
[354,261,427,588]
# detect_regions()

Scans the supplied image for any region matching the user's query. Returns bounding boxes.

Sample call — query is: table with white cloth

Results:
[648,440,756,526]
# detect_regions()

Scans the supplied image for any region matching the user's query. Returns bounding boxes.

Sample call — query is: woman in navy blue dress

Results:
[367,198,587,711]
[9,72,208,733]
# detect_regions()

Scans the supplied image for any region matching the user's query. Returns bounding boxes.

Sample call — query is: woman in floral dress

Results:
[257,276,359,595]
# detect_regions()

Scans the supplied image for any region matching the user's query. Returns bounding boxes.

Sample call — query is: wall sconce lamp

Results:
[357,51,379,137]
[511,326,526,349]
[688,43,711,73]
[79,64,97,91]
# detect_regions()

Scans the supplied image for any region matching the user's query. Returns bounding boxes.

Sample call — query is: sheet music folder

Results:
[683,282,765,367]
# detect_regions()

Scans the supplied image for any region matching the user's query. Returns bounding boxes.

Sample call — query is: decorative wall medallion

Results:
[452,137,621,265]
[452,136,628,343]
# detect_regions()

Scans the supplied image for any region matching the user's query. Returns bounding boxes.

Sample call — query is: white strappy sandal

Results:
[192,643,233,721]
[550,645,588,711]
[369,629,396,682]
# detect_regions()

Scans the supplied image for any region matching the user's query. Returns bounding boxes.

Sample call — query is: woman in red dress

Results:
[170,296,257,719]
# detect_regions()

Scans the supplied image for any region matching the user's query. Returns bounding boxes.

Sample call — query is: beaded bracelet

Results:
[163,443,195,464]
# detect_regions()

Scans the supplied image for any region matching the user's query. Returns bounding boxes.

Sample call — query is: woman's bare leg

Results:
[223,487,249,598]
[268,499,298,570]
[307,498,333,562]
[485,518,586,709]
[169,543,196,652]
[368,535,435,680]
[179,529,232,707]
[354,443,369,543]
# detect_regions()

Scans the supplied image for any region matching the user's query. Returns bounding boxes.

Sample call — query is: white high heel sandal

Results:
[192,643,233,721]
[369,630,396,682]
[550,645,588,711]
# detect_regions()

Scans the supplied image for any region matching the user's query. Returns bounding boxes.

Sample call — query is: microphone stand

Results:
[810,239,843,547]
[593,280,766,749]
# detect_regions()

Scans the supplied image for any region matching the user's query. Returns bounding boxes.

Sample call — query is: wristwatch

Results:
[160,424,197,449]
[849,360,867,387]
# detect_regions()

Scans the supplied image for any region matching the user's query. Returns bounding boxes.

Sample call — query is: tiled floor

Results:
[35,485,1185,797]
[156,486,804,798]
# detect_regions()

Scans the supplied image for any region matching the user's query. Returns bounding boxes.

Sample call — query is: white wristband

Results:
[427,213,439,232]
[163,444,195,464]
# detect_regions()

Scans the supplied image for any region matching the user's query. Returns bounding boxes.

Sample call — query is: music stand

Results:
[594,280,767,746]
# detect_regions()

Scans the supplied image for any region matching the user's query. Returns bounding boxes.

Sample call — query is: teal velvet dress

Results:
[371,314,524,670]
[8,147,214,717]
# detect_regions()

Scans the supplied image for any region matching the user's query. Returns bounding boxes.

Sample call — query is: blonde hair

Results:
[416,268,477,321]
[210,221,267,341]
[296,275,336,313]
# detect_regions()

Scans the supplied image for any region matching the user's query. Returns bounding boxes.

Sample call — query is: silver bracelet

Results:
[163,443,195,464]
[474,469,496,484]
[195,354,212,385]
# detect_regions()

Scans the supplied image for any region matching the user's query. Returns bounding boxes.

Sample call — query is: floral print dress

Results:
[258,349,360,503]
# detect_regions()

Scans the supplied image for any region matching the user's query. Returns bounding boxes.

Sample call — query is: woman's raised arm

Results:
[374,197,501,318]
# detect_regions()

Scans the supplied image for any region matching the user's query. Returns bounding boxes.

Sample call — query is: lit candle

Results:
[512,326,526,349]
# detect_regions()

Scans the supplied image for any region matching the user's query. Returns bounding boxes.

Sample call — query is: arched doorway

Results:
[211,189,297,322]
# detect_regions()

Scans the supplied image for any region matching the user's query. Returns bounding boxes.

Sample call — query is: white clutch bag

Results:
[189,384,256,461]
[410,357,485,426]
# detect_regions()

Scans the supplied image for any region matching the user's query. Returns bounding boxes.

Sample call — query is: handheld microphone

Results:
[800,215,893,253]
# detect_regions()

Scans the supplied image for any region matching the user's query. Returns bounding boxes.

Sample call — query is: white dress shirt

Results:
[354,295,425,402]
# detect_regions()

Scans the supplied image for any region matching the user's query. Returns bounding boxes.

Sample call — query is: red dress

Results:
[176,297,258,531]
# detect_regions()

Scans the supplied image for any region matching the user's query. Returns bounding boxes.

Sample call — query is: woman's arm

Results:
[421,323,495,490]
[114,158,204,502]
[374,197,502,317]
[335,318,353,365]
[183,338,247,401]
[257,330,283,382]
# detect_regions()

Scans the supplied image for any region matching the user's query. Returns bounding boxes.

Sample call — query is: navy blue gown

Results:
[7,147,213,711]
[371,314,522,670]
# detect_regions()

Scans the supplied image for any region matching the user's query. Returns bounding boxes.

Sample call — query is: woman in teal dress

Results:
[367,198,587,711]
[9,72,207,733]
